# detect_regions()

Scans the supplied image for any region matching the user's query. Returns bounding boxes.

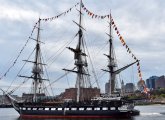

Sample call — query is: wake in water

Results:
[140,113,164,116]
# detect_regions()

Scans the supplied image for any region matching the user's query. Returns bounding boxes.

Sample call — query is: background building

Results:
[146,76,158,90]
[105,82,109,94]
[59,88,100,101]
[0,95,20,105]
[155,75,165,89]
[125,83,135,93]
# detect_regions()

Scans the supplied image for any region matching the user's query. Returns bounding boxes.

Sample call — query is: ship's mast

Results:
[108,13,115,95]
[19,18,48,102]
[76,0,83,102]
[63,0,90,102]
[33,18,42,102]
[106,13,116,95]
[102,13,116,95]
[103,13,138,96]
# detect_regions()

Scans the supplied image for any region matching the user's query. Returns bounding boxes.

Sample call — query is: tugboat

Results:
[2,0,140,118]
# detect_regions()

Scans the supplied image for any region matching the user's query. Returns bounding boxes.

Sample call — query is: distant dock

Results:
[0,104,13,108]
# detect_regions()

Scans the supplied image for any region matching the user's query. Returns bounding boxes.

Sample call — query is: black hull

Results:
[20,111,131,118]
[11,98,140,118]
[19,109,137,119]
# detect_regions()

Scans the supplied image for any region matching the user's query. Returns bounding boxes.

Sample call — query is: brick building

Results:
[60,87,100,101]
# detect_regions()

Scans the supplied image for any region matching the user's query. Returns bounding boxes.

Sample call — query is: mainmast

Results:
[63,0,90,102]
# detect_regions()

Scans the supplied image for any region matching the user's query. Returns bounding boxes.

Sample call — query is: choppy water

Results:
[0,105,164,120]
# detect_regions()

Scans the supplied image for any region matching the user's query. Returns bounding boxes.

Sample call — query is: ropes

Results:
[0,22,39,81]
[46,36,76,68]
[41,67,76,93]
[84,37,100,88]
[6,48,36,93]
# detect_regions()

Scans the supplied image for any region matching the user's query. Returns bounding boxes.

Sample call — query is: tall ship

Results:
[2,0,141,119]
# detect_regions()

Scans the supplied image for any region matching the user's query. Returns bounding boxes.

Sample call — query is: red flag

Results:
[90,12,93,16]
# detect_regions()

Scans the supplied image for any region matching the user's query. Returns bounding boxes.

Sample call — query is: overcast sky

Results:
[0,0,165,95]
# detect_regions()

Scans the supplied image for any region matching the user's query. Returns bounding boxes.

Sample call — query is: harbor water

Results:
[0,104,164,120]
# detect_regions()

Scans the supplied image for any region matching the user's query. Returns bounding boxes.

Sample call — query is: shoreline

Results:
[0,105,13,108]
[0,103,165,108]
[136,102,165,106]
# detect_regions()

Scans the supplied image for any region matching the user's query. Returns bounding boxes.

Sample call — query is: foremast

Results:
[103,13,138,96]
[19,19,48,102]
[63,0,91,102]
[33,19,42,102]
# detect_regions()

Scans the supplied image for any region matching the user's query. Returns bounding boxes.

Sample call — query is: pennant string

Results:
[81,2,109,19]
[41,2,79,22]
[111,16,145,92]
